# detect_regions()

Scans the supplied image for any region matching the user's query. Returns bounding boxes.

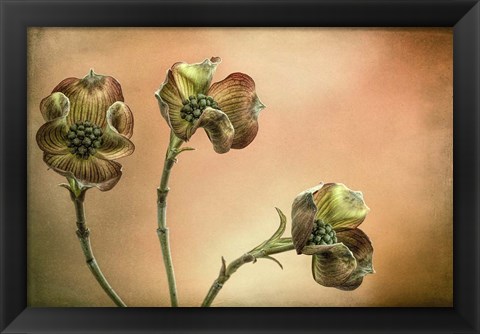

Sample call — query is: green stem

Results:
[201,237,295,307]
[156,131,185,307]
[72,196,127,307]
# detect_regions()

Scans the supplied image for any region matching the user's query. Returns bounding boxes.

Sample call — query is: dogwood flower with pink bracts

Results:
[155,57,265,153]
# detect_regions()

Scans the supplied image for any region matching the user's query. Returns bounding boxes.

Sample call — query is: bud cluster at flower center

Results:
[308,220,337,246]
[181,94,220,124]
[66,120,103,159]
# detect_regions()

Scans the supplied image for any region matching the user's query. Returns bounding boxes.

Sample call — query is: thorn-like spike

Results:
[220,256,227,276]
[262,255,284,270]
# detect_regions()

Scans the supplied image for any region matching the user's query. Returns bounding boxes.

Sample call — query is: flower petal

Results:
[291,183,324,254]
[209,73,265,149]
[37,93,70,154]
[302,242,337,256]
[104,100,134,138]
[171,57,221,100]
[310,243,357,288]
[96,102,135,160]
[52,70,124,127]
[187,107,234,154]
[155,69,187,139]
[40,91,70,121]
[335,228,374,291]
[314,183,370,230]
[43,153,122,191]
[36,119,69,155]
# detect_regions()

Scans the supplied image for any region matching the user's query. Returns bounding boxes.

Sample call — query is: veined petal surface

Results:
[155,69,185,138]
[43,153,122,191]
[105,100,134,138]
[40,92,70,121]
[310,242,357,287]
[188,107,234,154]
[171,57,221,100]
[37,93,70,154]
[52,71,124,127]
[208,73,265,149]
[335,228,374,290]
[314,183,370,230]
[96,102,135,160]
[291,183,324,254]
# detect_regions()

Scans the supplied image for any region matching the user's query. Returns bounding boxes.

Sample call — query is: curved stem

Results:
[72,197,127,307]
[156,132,185,307]
[201,237,295,307]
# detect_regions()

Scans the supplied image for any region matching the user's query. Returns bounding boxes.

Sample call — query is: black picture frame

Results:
[1,0,479,333]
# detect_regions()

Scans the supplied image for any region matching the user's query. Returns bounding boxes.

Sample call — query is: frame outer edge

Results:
[1,0,6,332]
[0,0,480,333]
[1,0,28,332]
[453,2,480,332]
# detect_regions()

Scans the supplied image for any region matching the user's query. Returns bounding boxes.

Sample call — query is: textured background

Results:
[27,28,452,307]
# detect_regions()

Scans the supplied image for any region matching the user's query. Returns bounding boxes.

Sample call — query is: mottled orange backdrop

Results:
[27,28,452,307]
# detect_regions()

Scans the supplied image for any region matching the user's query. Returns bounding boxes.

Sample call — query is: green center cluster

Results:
[308,220,337,246]
[180,94,220,124]
[66,120,103,159]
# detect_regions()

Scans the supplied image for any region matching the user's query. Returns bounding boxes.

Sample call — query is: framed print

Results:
[1,0,479,333]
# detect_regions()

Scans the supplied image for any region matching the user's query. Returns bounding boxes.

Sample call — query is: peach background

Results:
[27,28,452,307]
